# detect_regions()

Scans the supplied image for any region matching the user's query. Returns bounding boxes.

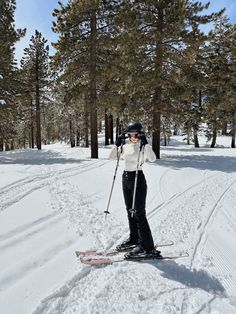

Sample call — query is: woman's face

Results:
[128,131,139,144]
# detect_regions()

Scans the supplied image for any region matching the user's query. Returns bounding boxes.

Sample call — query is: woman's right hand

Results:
[116,134,125,147]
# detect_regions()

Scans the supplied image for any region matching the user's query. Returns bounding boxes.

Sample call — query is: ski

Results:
[75,240,174,258]
[80,251,189,266]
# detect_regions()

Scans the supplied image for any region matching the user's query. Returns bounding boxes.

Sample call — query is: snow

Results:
[0,99,6,105]
[0,135,236,314]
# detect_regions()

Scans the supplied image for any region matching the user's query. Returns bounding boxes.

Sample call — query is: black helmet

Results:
[126,121,143,132]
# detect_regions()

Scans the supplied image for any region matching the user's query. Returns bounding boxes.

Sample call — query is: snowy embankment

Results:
[0,136,236,314]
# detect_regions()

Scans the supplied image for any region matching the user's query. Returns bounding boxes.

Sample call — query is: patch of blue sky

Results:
[199,0,236,34]
[14,0,67,64]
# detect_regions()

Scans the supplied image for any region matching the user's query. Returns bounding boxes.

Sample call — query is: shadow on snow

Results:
[152,153,236,173]
[147,259,226,297]
[0,149,86,165]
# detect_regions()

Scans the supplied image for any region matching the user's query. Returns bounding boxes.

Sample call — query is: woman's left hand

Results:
[139,132,148,146]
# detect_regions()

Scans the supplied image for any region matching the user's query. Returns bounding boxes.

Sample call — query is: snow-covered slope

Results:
[0,136,236,314]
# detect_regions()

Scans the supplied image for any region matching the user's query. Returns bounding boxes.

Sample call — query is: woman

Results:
[109,121,161,258]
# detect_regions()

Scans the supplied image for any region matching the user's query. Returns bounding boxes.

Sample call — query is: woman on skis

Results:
[109,121,161,258]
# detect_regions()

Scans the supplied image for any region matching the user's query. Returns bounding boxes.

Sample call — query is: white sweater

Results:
[109,141,156,171]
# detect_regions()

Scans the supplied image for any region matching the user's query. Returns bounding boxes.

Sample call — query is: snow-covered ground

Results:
[0,135,236,314]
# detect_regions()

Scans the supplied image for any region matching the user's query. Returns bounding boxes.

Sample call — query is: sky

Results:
[14,0,67,64]
[14,0,236,65]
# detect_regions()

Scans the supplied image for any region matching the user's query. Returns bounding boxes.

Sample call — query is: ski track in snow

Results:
[0,212,63,250]
[190,177,236,268]
[147,171,218,221]
[0,211,60,243]
[48,176,128,252]
[0,160,109,296]
[0,237,76,292]
[147,172,236,307]
[150,172,234,246]
[32,266,92,314]
[0,160,107,212]
[0,205,77,292]
[194,181,236,299]
[157,168,171,203]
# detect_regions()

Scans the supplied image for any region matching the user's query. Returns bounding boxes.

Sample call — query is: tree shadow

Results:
[145,259,226,296]
[150,153,236,173]
[161,146,213,153]
[0,149,87,165]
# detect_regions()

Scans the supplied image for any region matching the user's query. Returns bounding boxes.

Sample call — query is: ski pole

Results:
[129,142,143,218]
[104,144,123,218]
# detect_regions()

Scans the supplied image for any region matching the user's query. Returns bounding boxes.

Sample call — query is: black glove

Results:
[116,134,125,147]
[139,132,148,146]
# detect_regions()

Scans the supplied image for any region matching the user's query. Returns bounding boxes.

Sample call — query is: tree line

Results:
[0,0,236,158]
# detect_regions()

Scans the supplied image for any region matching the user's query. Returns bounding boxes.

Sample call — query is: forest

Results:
[0,0,236,158]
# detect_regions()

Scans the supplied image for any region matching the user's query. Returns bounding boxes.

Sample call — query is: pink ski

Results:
[75,250,102,257]
[75,240,174,258]
[80,251,189,266]
[80,257,113,265]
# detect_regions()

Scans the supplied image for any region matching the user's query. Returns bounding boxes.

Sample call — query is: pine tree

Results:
[175,34,210,148]
[52,0,119,158]
[205,15,232,147]
[225,24,236,148]
[0,0,25,150]
[21,30,50,150]
[112,0,222,158]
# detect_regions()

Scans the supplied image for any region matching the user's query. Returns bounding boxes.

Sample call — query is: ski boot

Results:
[116,238,138,252]
[124,245,162,260]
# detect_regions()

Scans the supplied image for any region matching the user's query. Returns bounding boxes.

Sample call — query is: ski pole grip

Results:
[139,142,143,151]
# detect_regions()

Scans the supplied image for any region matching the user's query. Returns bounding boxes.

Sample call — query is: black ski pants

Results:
[122,170,154,251]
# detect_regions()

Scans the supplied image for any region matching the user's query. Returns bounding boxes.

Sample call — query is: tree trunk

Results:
[5,142,10,151]
[76,128,80,147]
[231,110,236,148]
[116,117,120,141]
[75,111,80,146]
[152,8,163,159]
[69,118,75,148]
[193,89,201,148]
[98,120,102,133]
[173,125,178,136]
[152,89,161,159]
[193,125,199,148]
[105,109,109,145]
[109,113,114,144]
[89,10,98,158]
[231,131,235,148]
[30,101,34,148]
[187,131,190,145]
[0,135,3,151]
[22,128,26,149]
[84,103,89,147]
[51,113,55,143]
[198,89,202,109]
[222,122,227,135]
[163,132,167,146]
[35,51,42,150]
[28,129,31,148]
[211,125,217,148]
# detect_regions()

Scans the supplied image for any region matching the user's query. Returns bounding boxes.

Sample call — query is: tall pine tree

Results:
[205,15,232,147]
[0,0,25,150]
[21,30,50,150]
[113,0,222,157]
[52,0,119,158]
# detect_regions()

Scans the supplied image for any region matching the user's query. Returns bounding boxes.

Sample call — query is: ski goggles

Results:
[127,132,139,138]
